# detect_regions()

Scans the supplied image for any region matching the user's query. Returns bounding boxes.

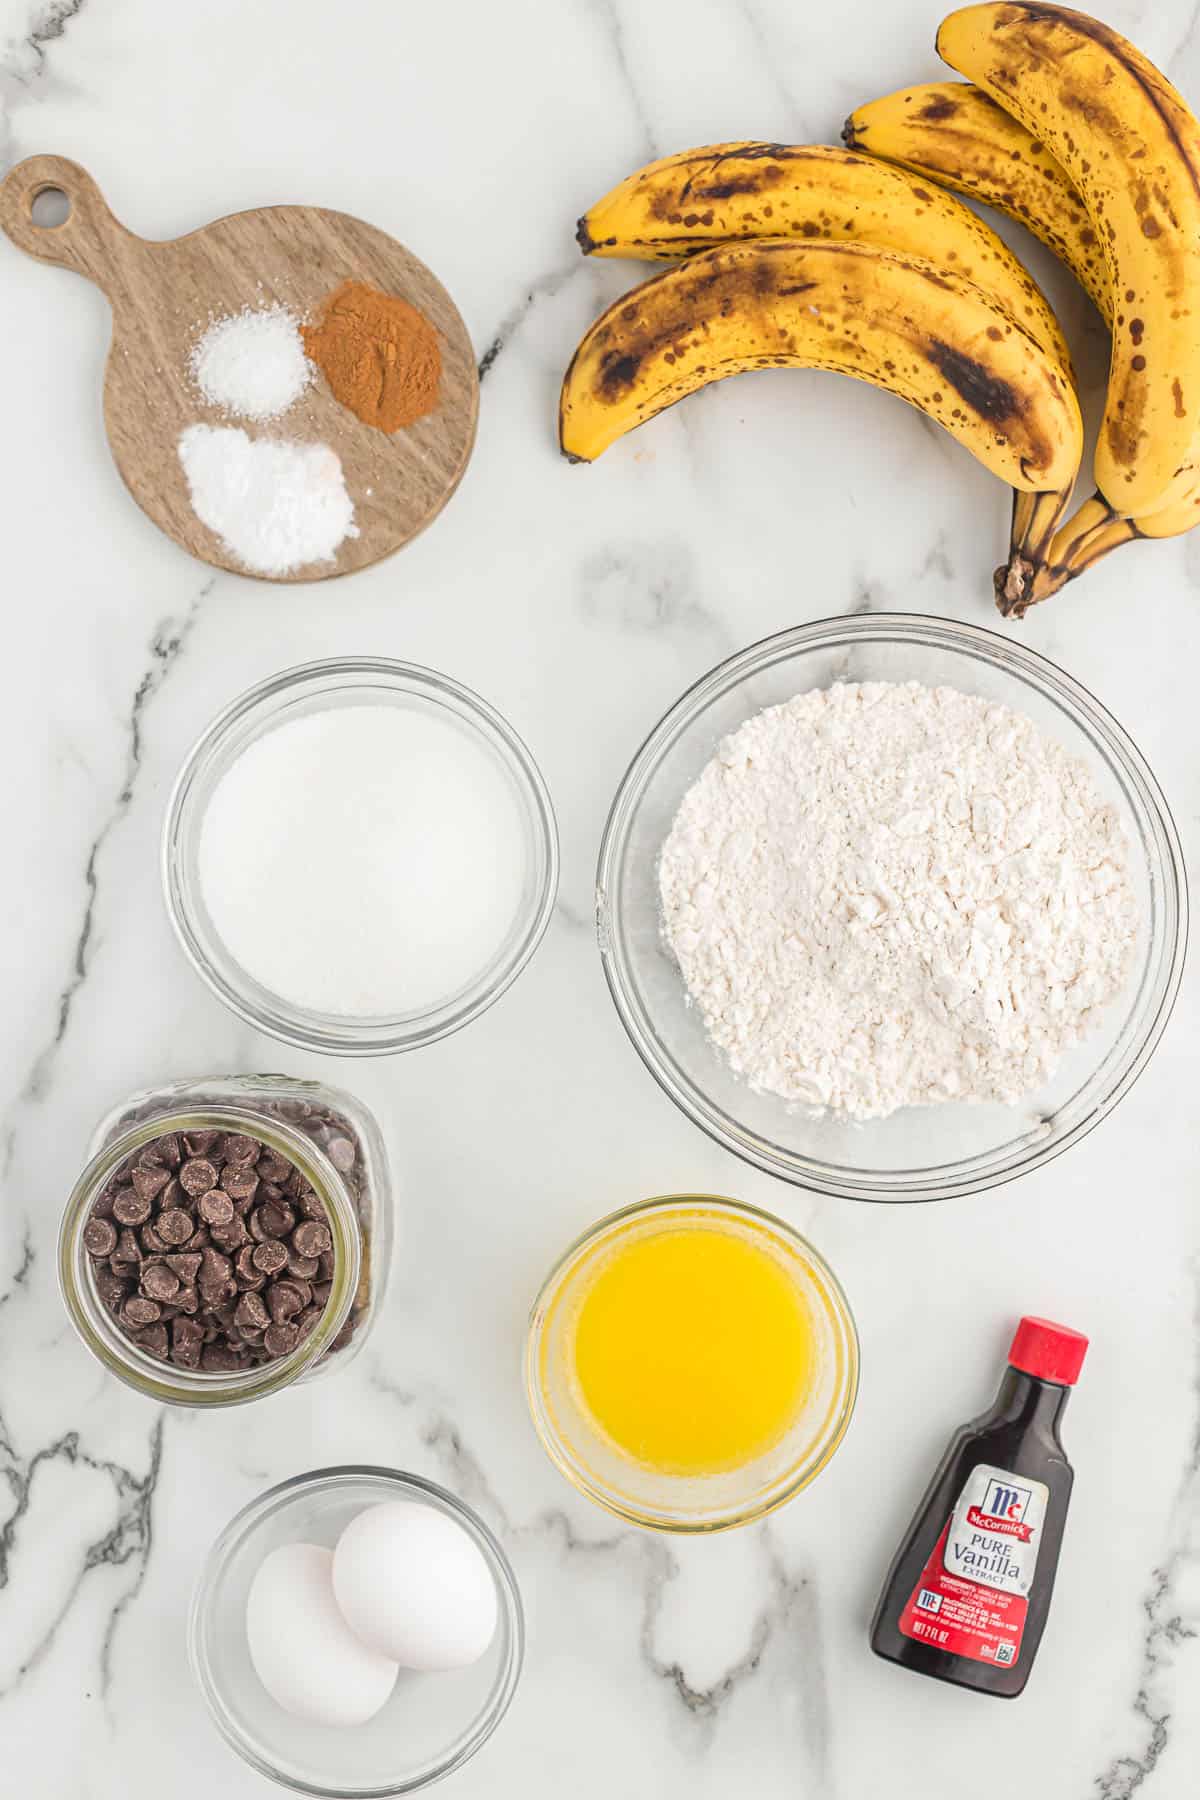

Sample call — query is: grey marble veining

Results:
[0,0,1198,1795]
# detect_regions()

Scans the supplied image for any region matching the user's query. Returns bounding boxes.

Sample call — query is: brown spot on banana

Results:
[926,339,1020,423]
[917,94,962,122]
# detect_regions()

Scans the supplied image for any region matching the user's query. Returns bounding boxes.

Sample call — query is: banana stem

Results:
[997,486,1075,614]
[995,495,1138,618]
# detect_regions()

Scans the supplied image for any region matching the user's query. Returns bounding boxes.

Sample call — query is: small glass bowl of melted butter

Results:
[525,1194,859,1533]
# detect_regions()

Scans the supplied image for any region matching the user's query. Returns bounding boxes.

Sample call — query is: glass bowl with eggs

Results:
[189,1466,523,1796]
[596,613,1187,1203]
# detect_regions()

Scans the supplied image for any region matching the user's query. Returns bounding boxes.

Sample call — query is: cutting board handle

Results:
[0,155,138,293]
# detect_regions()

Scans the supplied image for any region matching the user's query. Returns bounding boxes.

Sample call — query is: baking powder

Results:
[658,682,1138,1120]
[177,425,357,576]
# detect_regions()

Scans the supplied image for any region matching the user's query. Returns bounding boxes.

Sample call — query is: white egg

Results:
[245,1541,399,1727]
[332,1501,499,1671]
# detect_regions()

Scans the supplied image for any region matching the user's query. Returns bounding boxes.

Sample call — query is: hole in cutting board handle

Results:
[30,187,71,228]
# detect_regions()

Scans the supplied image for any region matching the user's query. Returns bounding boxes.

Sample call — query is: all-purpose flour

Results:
[658,682,1138,1121]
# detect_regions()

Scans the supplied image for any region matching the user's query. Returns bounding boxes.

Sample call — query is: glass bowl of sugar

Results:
[597,613,1187,1203]
[164,659,558,1054]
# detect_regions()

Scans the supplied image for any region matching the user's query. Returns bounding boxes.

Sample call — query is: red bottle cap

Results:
[1008,1316,1088,1386]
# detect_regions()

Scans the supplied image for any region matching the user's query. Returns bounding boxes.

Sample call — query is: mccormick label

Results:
[897,1464,1049,1668]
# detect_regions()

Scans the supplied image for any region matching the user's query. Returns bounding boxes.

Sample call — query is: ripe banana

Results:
[577,141,1072,377]
[842,82,1109,320]
[938,3,1200,517]
[559,238,1082,496]
[997,481,1200,615]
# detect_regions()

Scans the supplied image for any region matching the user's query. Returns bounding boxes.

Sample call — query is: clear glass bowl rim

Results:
[188,1465,525,1797]
[524,1192,861,1533]
[595,611,1189,1204]
[163,657,560,1056]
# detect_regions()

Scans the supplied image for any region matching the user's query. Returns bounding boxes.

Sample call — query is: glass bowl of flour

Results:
[597,614,1186,1202]
[164,659,558,1054]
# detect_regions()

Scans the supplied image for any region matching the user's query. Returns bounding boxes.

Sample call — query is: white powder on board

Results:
[658,681,1138,1121]
[190,305,312,421]
[177,425,357,576]
[197,706,528,1018]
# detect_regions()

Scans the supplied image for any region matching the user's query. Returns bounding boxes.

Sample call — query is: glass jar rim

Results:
[59,1106,362,1406]
[525,1192,861,1533]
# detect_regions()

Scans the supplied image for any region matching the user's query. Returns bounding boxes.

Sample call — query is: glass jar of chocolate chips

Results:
[58,1076,393,1407]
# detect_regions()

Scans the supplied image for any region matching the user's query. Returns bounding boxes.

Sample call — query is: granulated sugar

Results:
[177,425,357,576]
[658,681,1138,1121]
[198,705,527,1017]
[190,305,312,422]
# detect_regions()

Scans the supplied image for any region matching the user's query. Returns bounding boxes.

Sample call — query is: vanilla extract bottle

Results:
[870,1316,1087,1697]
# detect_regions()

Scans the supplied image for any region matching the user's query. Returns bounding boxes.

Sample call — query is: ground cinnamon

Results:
[302,280,442,432]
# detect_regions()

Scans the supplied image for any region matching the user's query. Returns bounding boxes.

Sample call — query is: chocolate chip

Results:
[95,1269,130,1313]
[171,1317,204,1367]
[210,1216,249,1253]
[112,1188,152,1227]
[140,1223,170,1255]
[250,1239,287,1276]
[91,1189,116,1220]
[221,1163,259,1202]
[267,1280,305,1323]
[183,1130,221,1157]
[122,1296,162,1328]
[83,1217,118,1258]
[317,1249,335,1281]
[113,1228,143,1264]
[234,1291,270,1332]
[326,1135,356,1172]
[285,1250,320,1280]
[235,1244,262,1280]
[200,1344,243,1372]
[137,1322,170,1360]
[179,1158,218,1196]
[164,1253,202,1283]
[158,1176,185,1212]
[142,1262,181,1302]
[157,1208,194,1246]
[131,1163,171,1203]
[292,1220,331,1259]
[297,1189,327,1221]
[312,1281,333,1306]
[256,1200,296,1239]
[198,1190,235,1227]
[175,1285,200,1315]
[294,1305,323,1340]
[222,1133,259,1164]
[200,1247,234,1286]
[256,1152,291,1184]
[263,1321,300,1357]
[183,1228,211,1254]
[154,1134,182,1168]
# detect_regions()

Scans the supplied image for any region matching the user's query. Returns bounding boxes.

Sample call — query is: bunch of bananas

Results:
[561,3,1200,617]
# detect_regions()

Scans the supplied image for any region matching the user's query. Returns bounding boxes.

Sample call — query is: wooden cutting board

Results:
[0,155,479,582]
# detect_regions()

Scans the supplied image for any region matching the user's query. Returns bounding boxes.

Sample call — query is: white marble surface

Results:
[1,0,1198,1793]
